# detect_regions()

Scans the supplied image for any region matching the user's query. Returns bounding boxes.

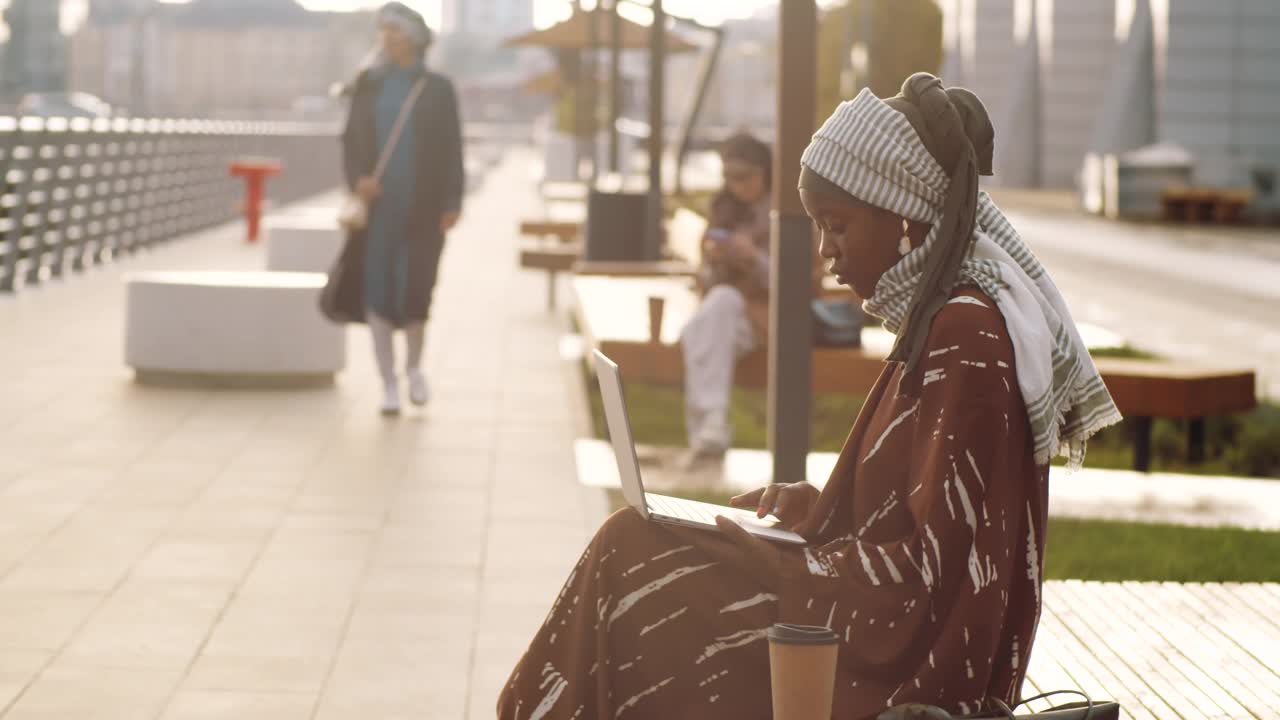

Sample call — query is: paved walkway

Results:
[0,147,602,719]
[993,202,1280,400]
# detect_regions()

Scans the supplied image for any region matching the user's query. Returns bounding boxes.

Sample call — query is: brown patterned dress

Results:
[497,287,1049,719]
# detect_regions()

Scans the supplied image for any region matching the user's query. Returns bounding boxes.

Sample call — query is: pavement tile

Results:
[2,663,180,720]
[158,690,316,720]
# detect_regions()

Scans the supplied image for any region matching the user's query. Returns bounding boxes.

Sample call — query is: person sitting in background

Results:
[679,132,773,466]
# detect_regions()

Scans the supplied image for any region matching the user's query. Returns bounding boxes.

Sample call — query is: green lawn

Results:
[606,490,1280,582]
[586,368,1280,479]
[1045,517,1280,582]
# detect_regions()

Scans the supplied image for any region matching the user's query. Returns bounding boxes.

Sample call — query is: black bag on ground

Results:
[879,690,1120,720]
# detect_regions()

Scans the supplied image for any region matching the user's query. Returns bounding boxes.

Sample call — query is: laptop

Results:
[593,349,807,546]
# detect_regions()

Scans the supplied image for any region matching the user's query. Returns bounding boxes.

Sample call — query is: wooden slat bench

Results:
[525,208,711,310]
[1161,187,1253,224]
[518,219,580,244]
[570,208,708,280]
[1093,358,1257,471]
[519,203,586,309]
[572,275,886,395]
[573,273,1257,470]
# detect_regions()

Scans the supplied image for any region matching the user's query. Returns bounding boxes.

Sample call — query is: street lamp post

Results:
[768,0,817,484]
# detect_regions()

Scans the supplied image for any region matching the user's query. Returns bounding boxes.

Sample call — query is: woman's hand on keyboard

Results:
[729,483,819,529]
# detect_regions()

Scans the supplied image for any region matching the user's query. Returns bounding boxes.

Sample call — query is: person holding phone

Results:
[679,132,774,468]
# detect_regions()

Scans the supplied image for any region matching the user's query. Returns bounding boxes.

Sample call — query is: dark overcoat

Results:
[325,65,464,326]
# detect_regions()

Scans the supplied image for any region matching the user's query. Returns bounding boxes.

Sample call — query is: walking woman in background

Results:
[329,2,465,415]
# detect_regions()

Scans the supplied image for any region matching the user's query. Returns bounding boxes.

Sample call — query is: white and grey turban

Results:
[378,2,433,49]
[800,74,1121,468]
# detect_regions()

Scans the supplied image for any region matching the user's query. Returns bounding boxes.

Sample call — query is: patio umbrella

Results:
[523,68,564,95]
[502,9,696,53]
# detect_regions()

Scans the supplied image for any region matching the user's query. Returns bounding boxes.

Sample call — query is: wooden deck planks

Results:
[1024,582,1280,719]
[1041,586,1168,719]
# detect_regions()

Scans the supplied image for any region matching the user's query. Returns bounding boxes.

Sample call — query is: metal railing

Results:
[0,116,341,293]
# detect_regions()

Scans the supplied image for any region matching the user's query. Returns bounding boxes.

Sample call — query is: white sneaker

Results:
[406,369,429,407]
[381,381,401,416]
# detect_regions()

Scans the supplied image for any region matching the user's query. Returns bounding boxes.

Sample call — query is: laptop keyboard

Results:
[646,493,761,526]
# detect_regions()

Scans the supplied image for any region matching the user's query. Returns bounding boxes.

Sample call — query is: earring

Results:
[898,218,912,256]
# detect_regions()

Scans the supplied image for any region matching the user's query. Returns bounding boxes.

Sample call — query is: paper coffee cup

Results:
[768,623,839,720]
[647,295,665,344]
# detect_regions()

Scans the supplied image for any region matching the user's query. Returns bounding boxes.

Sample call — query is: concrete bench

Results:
[125,270,345,387]
[265,217,344,273]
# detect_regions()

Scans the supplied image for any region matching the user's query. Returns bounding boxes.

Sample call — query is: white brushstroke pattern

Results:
[720,593,778,614]
[877,546,905,583]
[695,628,769,665]
[614,677,674,718]
[608,563,715,628]
[529,666,568,720]
[652,545,694,561]
[863,400,920,462]
[856,542,882,585]
[638,606,688,636]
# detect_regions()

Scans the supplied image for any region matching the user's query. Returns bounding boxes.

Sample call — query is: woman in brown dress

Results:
[496,74,1121,720]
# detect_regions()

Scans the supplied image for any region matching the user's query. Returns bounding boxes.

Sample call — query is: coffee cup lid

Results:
[767,623,839,646]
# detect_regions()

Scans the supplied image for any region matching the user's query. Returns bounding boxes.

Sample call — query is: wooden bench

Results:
[525,207,710,310]
[572,207,708,279]
[1093,358,1257,471]
[519,204,587,310]
[574,273,1257,470]
[572,275,886,396]
[1161,187,1253,224]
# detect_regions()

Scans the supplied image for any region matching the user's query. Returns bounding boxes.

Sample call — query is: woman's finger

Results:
[774,487,799,524]
[756,485,781,518]
[730,487,765,508]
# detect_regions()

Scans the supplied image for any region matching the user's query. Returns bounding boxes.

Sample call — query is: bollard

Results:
[229,158,284,243]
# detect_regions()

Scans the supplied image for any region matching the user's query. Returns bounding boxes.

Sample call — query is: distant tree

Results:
[815,0,943,123]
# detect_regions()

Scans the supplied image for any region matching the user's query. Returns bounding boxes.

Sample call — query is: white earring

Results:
[898,218,912,256]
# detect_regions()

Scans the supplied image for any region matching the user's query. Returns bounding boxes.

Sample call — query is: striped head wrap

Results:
[378,2,433,49]
[800,74,1121,467]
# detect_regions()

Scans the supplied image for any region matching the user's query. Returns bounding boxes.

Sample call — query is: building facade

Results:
[441,0,534,38]
[1,0,68,101]
[943,0,1280,192]
[71,0,373,119]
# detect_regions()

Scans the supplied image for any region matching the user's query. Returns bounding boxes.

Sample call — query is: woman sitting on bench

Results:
[680,132,774,466]
[497,75,1121,719]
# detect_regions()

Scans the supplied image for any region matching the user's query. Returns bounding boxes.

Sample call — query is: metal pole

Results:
[572,0,587,179]
[608,0,623,173]
[768,0,817,484]
[673,26,724,196]
[585,3,600,182]
[645,0,665,261]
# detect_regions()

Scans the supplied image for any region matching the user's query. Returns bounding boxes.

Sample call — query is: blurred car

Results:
[17,92,115,119]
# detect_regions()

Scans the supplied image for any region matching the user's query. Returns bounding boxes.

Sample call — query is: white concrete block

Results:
[125,271,345,383]
[265,218,345,274]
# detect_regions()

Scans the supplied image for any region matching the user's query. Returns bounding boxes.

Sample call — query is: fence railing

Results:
[0,116,341,293]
